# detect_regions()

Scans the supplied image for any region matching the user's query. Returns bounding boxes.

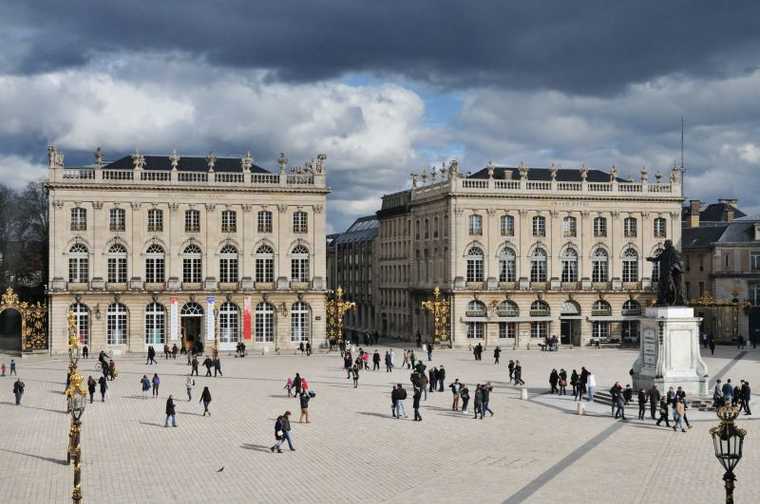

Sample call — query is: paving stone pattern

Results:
[1,346,759,503]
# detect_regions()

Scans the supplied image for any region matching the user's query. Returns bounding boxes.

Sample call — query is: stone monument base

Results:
[632,306,709,397]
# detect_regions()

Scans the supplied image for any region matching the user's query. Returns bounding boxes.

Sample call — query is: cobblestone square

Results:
[2,345,760,503]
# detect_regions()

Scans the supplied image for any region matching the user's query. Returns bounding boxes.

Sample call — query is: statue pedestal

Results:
[632,306,709,397]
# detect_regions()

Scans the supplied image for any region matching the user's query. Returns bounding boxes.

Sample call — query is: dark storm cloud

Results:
[4,1,760,94]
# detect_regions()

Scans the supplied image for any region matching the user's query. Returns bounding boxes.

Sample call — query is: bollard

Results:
[576,402,585,415]
[520,387,528,400]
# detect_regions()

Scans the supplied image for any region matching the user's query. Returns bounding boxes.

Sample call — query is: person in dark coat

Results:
[164,395,177,427]
[203,357,213,377]
[293,373,302,396]
[460,384,470,413]
[742,381,752,415]
[191,356,199,376]
[98,375,107,402]
[299,392,311,423]
[429,367,437,393]
[648,384,661,420]
[413,387,422,421]
[87,376,96,404]
[513,361,525,385]
[655,398,670,427]
[270,411,295,452]
[12,378,24,405]
[146,345,157,365]
[391,385,400,418]
[493,346,501,365]
[351,365,359,388]
[473,384,483,419]
[372,350,381,371]
[637,388,647,420]
[437,365,446,392]
[213,357,223,377]
[200,386,212,416]
[82,345,89,359]
[481,382,494,417]
[549,369,559,394]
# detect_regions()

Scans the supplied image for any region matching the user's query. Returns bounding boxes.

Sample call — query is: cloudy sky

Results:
[2,1,760,232]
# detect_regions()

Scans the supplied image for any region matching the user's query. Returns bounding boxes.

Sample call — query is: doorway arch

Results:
[0,308,22,352]
[181,302,204,354]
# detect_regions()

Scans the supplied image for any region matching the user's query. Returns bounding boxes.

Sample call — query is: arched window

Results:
[593,216,607,237]
[500,215,514,236]
[219,244,239,283]
[291,302,311,342]
[561,300,581,316]
[291,245,310,282]
[622,248,639,282]
[497,300,519,317]
[532,216,546,237]
[561,248,578,282]
[219,302,239,343]
[562,216,577,238]
[469,215,482,235]
[107,303,127,345]
[145,244,165,283]
[466,246,484,282]
[622,299,642,316]
[498,247,516,282]
[433,216,439,238]
[71,207,87,231]
[530,247,547,282]
[255,302,275,342]
[624,217,638,238]
[592,248,609,283]
[107,244,128,283]
[466,300,487,317]
[145,302,165,344]
[654,217,667,238]
[181,302,203,316]
[651,248,663,282]
[70,303,89,345]
[424,218,430,239]
[530,300,550,316]
[69,243,89,283]
[183,244,202,283]
[255,245,274,283]
[592,300,612,316]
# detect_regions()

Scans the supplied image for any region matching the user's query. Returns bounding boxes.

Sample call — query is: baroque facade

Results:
[47,147,328,354]
[374,161,684,347]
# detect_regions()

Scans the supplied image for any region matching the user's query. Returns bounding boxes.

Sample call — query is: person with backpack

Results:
[200,386,212,416]
[164,395,177,427]
[460,384,470,414]
[270,411,295,453]
[87,376,96,404]
[299,391,311,423]
[395,384,408,418]
[12,377,25,405]
[140,375,151,398]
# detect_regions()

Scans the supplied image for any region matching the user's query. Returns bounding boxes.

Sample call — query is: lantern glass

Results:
[71,394,86,420]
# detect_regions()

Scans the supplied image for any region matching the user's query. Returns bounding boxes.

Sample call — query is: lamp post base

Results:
[724,471,735,504]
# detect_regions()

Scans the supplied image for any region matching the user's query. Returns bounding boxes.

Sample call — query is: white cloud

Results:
[0,155,46,189]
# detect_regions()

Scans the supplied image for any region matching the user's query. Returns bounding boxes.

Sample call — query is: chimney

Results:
[689,200,701,228]
[719,198,737,222]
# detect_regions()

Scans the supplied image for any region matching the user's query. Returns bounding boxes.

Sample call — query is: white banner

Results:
[170,297,178,341]
[206,296,216,341]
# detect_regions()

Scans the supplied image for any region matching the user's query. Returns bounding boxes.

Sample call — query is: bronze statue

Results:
[646,240,685,306]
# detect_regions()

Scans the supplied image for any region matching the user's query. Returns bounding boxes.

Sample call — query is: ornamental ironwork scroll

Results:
[0,287,48,351]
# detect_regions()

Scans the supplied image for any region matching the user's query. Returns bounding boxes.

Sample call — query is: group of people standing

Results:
[714,378,752,414]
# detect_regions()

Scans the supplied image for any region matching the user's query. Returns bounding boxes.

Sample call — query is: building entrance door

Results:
[749,307,760,346]
[560,319,581,346]
[181,303,204,354]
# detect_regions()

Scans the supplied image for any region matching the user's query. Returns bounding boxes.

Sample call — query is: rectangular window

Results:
[750,283,760,306]
[466,322,484,339]
[531,322,547,339]
[147,209,163,232]
[257,211,272,233]
[562,217,576,238]
[185,210,200,233]
[221,210,237,233]
[107,307,127,345]
[624,217,637,238]
[71,207,87,231]
[107,257,127,283]
[501,215,514,236]
[593,217,607,238]
[654,217,667,238]
[469,215,482,235]
[293,211,308,233]
[532,216,545,237]
[499,322,516,339]
[109,208,126,232]
[592,321,610,340]
[751,252,760,272]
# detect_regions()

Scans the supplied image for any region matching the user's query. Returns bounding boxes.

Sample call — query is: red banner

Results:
[243,296,252,341]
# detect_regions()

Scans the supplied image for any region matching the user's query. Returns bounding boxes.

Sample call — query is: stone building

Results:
[374,161,684,347]
[326,215,378,341]
[682,199,760,343]
[47,146,329,354]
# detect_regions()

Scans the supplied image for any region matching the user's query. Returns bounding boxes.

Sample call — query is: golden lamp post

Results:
[326,287,355,346]
[710,403,747,504]
[65,311,87,503]
[422,287,451,348]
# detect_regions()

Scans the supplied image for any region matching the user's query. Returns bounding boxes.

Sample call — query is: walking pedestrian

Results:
[637,388,647,420]
[507,360,515,384]
[413,386,422,421]
[426,344,432,362]
[384,351,393,373]
[186,376,194,401]
[164,394,177,427]
[270,411,295,452]
[152,373,160,398]
[709,338,716,355]
[429,367,437,393]
[449,378,462,411]
[481,382,495,417]
[12,377,24,405]
[373,350,381,371]
[571,369,579,399]
[460,384,470,413]
[299,391,311,423]
[203,356,213,377]
[191,356,199,376]
[493,346,501,364]
[586,371,596,401]
[395,384,408,418]
[214,357,223,377]
[1,362,5,376]
[146,346,157,365]
[741,380,752,415]
[673,398,687,433]
[549,369,559,394]
[306,341,312,356]
[558,369,568,395]
[473,384,483,419]
[514,361,525,386]
[87,376,96,404]
[655,398,670,427]
[10,359,16,376]
[200,386,212,416]
[351,365,359,388]
[82,345,89,359]
[294,373,303,395]
[140,375,150,398]
[438,365,446,392]
[649,384,661,420]
[98,375,107,402]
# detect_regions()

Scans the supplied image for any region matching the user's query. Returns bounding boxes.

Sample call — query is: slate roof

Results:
[682,202,747,223]
[717,216,760,244]
[332,215,379,246]
[468,166,631,183]
[682,225,728,249]
[102,155,269,174]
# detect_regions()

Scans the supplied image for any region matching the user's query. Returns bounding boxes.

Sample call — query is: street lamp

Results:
[710,403,746,504]
[65,310,87,503]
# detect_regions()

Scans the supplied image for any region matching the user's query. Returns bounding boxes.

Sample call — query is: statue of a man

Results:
[646,240,685,306]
